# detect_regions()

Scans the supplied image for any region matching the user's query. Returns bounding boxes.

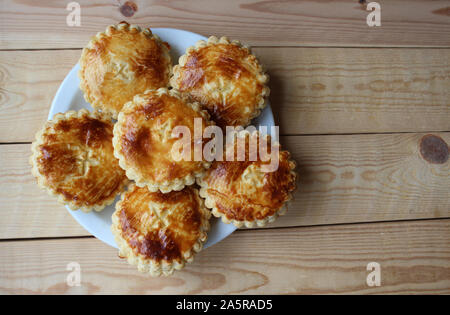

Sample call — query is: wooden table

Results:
[0,0,449,294]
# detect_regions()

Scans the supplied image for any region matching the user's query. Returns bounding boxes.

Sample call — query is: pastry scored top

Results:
[198,131,297,227]
[79,22,172,118]
[30,109,128,212]
[171,36,269,129]
[113,88,212,193]
[111,184,210,276]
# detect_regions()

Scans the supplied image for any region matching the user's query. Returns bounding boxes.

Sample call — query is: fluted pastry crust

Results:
[197,130,297,228]
[79,22,172,118]
[113,88,212,193]
[111,184,210,276]
[30,109,129,212]
[170,36,269,129]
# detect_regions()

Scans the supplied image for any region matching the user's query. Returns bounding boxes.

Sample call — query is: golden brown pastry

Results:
[198,130,297,227]
[111,184,210,276]
[30,109,129,212]
[79,22,172,118]
[113,88,213,193]
[170,36,269,129]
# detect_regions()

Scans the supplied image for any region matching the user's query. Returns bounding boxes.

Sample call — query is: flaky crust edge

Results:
[112,87,212,193]
[170,36,270,127]
[111,184,211,276]
[29,109,129,213]
[197,130,297,228]
[78,22,172,119]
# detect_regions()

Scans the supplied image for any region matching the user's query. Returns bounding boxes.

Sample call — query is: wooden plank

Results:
[266,47,450,135]
[1,132,448,239]
[0,50,76,142]
[0,144,87,238]
[1,48,449,142]
[1,0,450,49]
[0,219,448,294]
[281,132,450,226]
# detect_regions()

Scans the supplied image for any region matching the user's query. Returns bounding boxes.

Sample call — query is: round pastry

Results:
[111,184,210,276]
[79,22,172,118]
[170,36,269,129]
[113,88,212,193]
[30,109,129,212]
[198,130,297,228]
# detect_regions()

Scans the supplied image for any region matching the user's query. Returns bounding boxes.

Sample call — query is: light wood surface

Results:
[0,48,449,142]
[0,0,449,294]
[0,219,448,294]
[1,0,450,49]
[1,133,448,239]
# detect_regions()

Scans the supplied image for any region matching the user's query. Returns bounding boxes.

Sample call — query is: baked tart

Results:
[113,88,212,193]
[198,130,297,227]
[111,184,210,276]
[30,109,129,212]
[79,22,172,118]
[170,36,269,129]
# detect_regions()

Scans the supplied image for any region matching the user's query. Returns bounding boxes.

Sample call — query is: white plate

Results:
[49,28,274,249]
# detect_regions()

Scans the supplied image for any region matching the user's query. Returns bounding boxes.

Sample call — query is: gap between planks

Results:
[3,129,450,146]
[1,216,449,243]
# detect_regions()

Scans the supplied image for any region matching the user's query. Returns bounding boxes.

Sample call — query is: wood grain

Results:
[1,48,449,143]
[1,0,449,296]
[1,0,450,49]
[0,219,448,294]
[266,47,450,135]
[0,144,87,239]
[0,50,76,142]
[1,132,448,239]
